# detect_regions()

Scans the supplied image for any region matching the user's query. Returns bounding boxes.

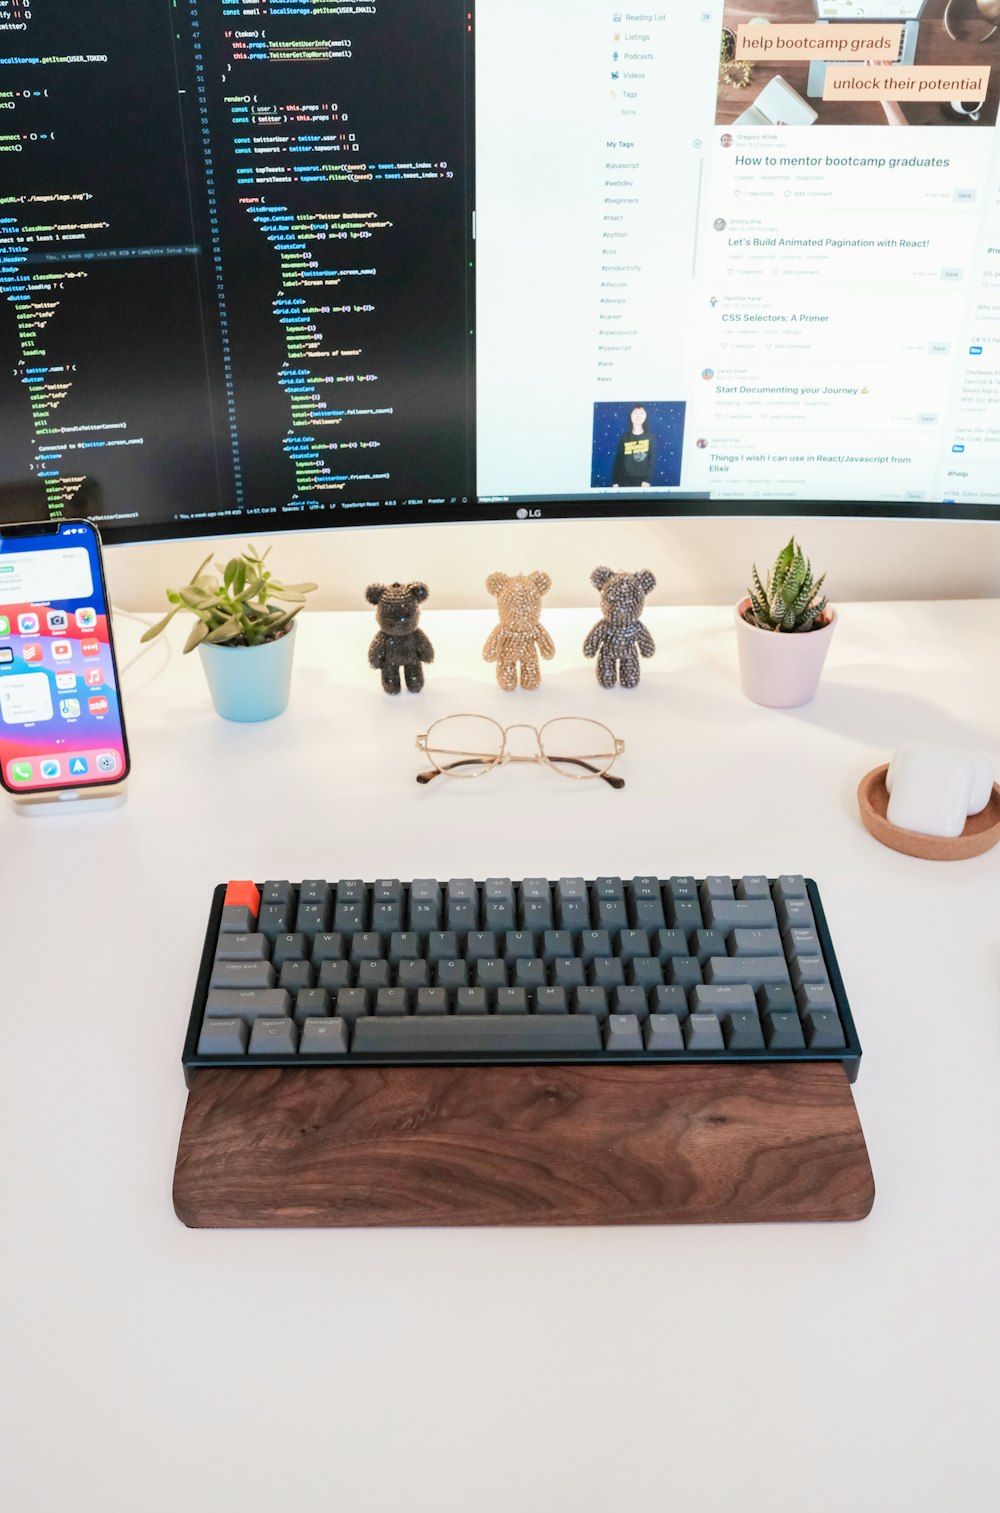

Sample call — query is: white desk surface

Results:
[4,600,1000,1513]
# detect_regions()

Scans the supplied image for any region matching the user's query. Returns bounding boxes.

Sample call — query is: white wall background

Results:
[104,513,1000,612]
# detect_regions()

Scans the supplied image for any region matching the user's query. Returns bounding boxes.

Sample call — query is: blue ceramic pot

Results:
[198,619,296,722]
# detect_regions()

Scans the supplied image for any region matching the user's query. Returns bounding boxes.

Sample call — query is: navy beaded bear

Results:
[583,566,656,689]
[366,581,434,694]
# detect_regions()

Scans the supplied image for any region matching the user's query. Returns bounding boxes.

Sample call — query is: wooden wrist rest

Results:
[173,1062,874,1227]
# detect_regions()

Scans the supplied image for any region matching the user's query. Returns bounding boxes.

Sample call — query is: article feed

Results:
[474,0,1000,508]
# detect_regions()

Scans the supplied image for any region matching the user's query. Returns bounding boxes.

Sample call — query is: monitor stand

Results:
[173,1061,875,1227]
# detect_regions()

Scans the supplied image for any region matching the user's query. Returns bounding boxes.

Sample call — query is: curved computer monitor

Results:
[1,0,998,544]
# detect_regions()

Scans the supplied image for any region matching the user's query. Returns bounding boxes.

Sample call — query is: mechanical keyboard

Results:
[183,874,861,1082]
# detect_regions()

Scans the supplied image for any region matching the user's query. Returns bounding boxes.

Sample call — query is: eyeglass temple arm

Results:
[416,756,624,789]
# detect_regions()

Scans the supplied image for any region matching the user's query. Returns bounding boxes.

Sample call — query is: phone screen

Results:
[0,522,130,794]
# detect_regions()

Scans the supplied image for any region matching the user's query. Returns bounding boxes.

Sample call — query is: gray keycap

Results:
[644,1013,684,1051]
[579,930,612,964]
[692,928,727,965]
[371,879,404,934]
[375,988,409,1016]
[248,1017,298,1055]
[653,929,689,962]
[350,931,383,963]
[426,931,460,964]
[311,933,345,964]
[667,876,697,900]
[627,956,663,990]
[590,957,625,990]
[357,960,391,992]
[722,1011,765,1050]
[727,928,783,957]
[796,982,837,1015]
[293,988,330,1025]
[466,931,499,962]
[299,1017,349,1055]
[534,987,568,1014]
[604,1013,643,1052]
[520,879,553,932]
[261,880,293,905]
[630,896,666,931]
[318,960,352,993]
[555,877,591,932]
[334,881,368,933]
[436,959,470,993]
[668,898,703,933]
[409,879,442,935]
[651,984,689,1021]
[776,898,815,936]
[666,956,702,991]
[552,958,586,991]
[704,956,790,991]
[594,883,629,931]
[503,931,536,963]
[471,960,506,998]
[299,880,332,905]
[483,878,516,931]
[396,959,430,992]
[773,874,808,903]
[572,987,609,1019]
[414,987,449,1015]
[278,960,314,992]
[214,932,269,961]
[802,1010,846,1049]
[758,982,796,1015]
[611,986,649,1020]
[353,1015,601,1054]
[273,932,307,966]
[388,931,420,963]
[258,902,292,940]
[208,961,276,991]
[683,1013,725,1051]
[197,1016,249,1055]
[456,987,489,1015]
[542,930,575,964]
[296,898,330,936]
[691,983,757,1016]
[790,956,829,991]
[785,926,821,960]
[702,898,777,932]
[334,988,370,1024]
[495,987,529,1014]
[513,958,546,992]
[737,875,771,900]
[446,878,480,933]
[618,929,651,962]
[700,875,734,904]
[220,905,255,933]
[763,1012,805,1049]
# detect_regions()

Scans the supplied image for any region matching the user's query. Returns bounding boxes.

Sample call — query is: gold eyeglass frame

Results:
[416,715,626,789]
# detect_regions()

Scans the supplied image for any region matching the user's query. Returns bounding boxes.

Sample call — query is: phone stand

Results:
[12,783,128,817]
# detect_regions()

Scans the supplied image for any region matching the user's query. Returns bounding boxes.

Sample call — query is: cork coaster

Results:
[858,765,1000,860]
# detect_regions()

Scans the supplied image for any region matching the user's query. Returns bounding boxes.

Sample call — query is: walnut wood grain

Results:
[173,1063,875,1227]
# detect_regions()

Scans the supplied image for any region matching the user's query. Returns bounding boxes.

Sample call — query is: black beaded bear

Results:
[366,581,434,694]
[582,566,656,689]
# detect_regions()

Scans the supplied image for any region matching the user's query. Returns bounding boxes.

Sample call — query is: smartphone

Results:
[0,520,130,796]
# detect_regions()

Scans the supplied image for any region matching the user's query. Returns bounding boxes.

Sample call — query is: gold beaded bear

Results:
[482,570,555,691]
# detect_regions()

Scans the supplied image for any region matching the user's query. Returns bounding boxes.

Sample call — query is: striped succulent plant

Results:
[744,538,829,633]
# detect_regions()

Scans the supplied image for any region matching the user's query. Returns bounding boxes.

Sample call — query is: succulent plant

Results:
[140,545,317,653]
[744,538,829,633]
[719,29,752,87]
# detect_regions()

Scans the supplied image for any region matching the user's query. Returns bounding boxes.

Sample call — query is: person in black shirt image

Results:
[611,405,656,488]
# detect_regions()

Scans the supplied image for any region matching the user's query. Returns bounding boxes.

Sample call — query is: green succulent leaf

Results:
[183,619,211,654]
[745,537,828,633]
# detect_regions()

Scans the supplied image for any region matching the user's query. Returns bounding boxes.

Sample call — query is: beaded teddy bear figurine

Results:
[482,570,555,691]
[366,581,434,694]
[582,566,656,688]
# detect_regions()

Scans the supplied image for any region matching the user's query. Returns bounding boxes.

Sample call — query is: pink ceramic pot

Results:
[734,598,837,708]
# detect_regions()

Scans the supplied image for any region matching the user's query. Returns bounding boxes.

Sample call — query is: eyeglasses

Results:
[416,715,625,789]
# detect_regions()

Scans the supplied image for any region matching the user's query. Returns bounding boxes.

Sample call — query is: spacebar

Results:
[351,1015,602,1054]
